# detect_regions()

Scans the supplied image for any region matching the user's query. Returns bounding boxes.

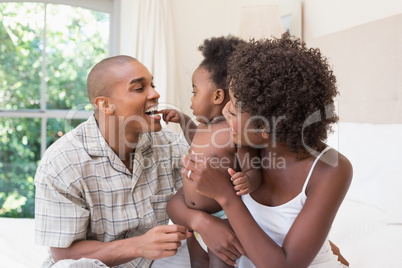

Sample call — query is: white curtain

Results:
[119,0,176,107]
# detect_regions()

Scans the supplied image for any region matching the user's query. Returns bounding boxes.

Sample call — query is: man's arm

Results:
[36,160,188,266]
[51,225,188,267]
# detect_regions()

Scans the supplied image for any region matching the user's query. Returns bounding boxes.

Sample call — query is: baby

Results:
[161,36,261,268]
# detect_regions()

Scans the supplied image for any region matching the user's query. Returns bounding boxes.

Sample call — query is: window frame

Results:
[0,0,120,155]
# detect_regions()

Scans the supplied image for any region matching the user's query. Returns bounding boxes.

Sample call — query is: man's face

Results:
[106,60,162,134]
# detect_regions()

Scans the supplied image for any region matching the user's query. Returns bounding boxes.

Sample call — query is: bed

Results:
[308,14,402,267]
[326,123,402,268]
[0,122,401,267]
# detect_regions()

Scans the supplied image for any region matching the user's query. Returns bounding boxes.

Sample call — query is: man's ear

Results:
[213,89,226,105]
[94,97,115,114]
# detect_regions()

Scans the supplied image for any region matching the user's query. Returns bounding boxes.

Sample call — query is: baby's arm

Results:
[231,146,262,195]
[159,109,197,143]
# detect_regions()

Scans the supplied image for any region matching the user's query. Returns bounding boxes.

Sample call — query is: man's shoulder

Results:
[40,122,88,164]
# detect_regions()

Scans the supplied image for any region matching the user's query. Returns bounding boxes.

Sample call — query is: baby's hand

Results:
[228,168,253,195]
[159,109,182,124]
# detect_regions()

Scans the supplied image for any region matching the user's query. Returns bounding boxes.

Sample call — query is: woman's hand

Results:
[195,215,245,266]
[181,153,236,203]
[167,188,244,266]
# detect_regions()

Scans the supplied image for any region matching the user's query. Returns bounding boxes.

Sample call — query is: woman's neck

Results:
[261,142,311,158]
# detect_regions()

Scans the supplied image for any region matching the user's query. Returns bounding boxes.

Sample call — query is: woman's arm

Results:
[51,225,188,266]
[183,151,353,268]
[166,187,245,266]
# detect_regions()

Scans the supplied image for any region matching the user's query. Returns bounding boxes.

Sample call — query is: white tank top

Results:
[237,147,345,268]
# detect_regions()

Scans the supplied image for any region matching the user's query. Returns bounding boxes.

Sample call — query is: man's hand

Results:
[51,224,190,266]
[137,224,191,260]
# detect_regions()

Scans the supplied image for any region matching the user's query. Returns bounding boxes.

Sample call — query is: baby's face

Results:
[190,67,218,123]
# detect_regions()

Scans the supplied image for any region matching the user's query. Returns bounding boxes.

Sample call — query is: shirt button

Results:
[138,213,143,219]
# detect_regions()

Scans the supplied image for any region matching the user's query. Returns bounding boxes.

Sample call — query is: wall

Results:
[168,0,233,116]
[308,14,402,123]
[118,0,402,123]
[303,0,402,123]
[169,0,301,116]
[303,0,402,41]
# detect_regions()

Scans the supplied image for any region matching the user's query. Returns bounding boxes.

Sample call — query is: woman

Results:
[179,33,352,267]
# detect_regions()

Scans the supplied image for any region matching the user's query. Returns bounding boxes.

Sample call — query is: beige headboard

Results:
[306,14,402,123]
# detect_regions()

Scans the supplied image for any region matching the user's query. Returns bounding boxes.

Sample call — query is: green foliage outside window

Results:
[0,2,109,218]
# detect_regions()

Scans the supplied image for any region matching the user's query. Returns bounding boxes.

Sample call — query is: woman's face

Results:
[222,89,266,147]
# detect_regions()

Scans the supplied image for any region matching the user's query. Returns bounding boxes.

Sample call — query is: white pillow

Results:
[326,123,402,223]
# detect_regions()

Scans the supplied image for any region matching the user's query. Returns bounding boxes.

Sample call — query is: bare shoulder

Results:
[198,121,235,152]
[312,148,353,190]
[191,121,236,163]
[321,148,352,176]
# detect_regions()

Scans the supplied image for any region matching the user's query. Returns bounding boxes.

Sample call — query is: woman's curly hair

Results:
[228,33,339,153]
[198,35,245,91]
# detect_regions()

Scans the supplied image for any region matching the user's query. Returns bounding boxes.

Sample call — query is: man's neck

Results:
[97,117,140,167]
[110,132,139,160]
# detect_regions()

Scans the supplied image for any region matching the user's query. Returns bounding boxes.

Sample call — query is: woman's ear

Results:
[94,97,115,114]
[261,129,270,141]
[213,89,226,105]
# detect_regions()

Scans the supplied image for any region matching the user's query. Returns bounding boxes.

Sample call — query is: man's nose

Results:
[148,86,160,99]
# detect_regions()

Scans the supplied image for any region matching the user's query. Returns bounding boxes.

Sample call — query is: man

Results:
[34,55,190,267]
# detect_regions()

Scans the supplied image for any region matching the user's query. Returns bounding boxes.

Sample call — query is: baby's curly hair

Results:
[198,35,245,91]
[228,33,339,153]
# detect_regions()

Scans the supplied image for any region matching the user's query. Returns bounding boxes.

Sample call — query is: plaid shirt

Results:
[34,115,189,267]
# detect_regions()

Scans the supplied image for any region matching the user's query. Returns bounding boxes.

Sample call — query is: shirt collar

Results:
[83,114,152,157]
[82,115,108,157]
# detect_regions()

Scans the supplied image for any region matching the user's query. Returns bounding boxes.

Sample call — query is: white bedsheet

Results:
[329,199,402,268]
[2,200,401,268]
[0,217,48,268]
[0,218,190,268]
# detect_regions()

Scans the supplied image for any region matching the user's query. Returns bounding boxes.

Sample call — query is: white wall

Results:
[169,0,236,116]
[303,0,402,41]
[303,0,402,123]
[169,0,301,115]
[118,0,402,122]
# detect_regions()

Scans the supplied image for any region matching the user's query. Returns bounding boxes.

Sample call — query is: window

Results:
[0,0,116,218]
